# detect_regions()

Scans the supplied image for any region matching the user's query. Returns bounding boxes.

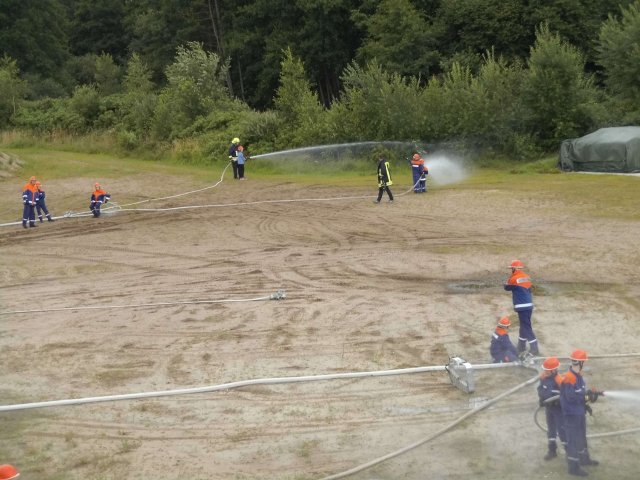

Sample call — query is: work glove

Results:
[585,404,593,416]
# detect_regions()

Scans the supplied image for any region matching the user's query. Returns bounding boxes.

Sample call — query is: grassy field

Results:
[3,145,639,217]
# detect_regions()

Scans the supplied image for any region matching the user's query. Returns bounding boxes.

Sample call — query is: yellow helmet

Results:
[232,137,240,144]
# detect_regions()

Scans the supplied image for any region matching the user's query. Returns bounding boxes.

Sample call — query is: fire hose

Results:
[533,390,640,439]
[321,370,540,480]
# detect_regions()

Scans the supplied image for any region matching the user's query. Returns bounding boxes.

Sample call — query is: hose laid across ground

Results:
[0,362,521,413]
[0,290,286,316]
[320,372,540,480]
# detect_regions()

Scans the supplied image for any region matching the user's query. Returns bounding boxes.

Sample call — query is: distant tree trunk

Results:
[207,0,233,96]
[237,59,245,101]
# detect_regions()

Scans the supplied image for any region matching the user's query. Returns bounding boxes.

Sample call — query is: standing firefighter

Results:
[374,155,394,203]
[538,356,566,461]
[504,259,539,355]
[34,181,55,222]
[410,153,428,193]
[90,183,111,218]
[236,145,247,180]
[490,316,519,363]
[560,349,600,477]
[228,137,240,179]
[21,176,38,228]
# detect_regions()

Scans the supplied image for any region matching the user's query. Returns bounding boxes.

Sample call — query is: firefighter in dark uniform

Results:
[538,356,566,460]
[35,181,55,222]
[410,153,428,193]
[504,259,539,354]
[229,137,240,179]
[22,176,38,228]
[374,155,394,203]
[490,316,519,363]
[560,349,600,477]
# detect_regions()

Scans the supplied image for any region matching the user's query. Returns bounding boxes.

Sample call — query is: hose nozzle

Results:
[587,389,605,403]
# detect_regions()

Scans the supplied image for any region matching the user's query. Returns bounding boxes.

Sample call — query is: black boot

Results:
[544,443,557,461]
[517,339,527,353]
[22,221,28,229]
[47,215,55,222]
[569,459,589,477]
[29,222,37,227]
[579,452,599,466]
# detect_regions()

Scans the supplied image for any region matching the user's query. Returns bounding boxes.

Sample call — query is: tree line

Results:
[1,0,639,161]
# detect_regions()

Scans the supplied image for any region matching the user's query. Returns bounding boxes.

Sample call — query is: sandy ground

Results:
[1,168,639,480]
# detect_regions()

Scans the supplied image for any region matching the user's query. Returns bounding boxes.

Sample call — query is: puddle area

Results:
[447,281,495,294]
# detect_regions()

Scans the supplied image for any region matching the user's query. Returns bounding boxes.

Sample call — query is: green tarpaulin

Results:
[559,127,640,173]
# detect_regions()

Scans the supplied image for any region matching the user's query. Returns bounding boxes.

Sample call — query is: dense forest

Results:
[1,0,640,161]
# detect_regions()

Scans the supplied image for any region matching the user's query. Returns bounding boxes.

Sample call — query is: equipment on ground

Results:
[446,356,475,393]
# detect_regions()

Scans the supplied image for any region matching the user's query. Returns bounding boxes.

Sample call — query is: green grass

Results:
[2,145,639,220]
[3,146,213,181]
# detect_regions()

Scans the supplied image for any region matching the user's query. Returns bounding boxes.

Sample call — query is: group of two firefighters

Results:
[21,177,110,227]
[374,152,428,203]
[492,259,600,477]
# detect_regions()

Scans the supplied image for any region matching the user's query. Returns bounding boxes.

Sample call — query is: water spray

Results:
[250,141,413,160]
[600,390,640,402]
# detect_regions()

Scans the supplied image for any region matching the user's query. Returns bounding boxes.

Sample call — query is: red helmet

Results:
[570,349,588,362]
[542,357,560,371]
[0,464,19,480]
[510,259,524,269]
[497,316,511,328]
[412,153,420,161]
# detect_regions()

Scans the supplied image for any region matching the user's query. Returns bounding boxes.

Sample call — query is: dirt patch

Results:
[0,175,639,479]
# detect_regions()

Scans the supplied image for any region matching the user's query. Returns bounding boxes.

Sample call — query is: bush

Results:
[116,129,138,151]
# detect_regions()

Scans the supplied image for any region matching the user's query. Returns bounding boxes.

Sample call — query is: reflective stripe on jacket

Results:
[504,270,533,311]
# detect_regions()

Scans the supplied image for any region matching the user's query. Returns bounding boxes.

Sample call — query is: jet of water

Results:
[251,141,411,159]
[603,390,640,402]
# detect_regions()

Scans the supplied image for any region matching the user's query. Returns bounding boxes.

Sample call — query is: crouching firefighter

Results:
[538,356,566,460]
[560,349,600,477]
[490,316,519,363]
[90,183,111,217]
